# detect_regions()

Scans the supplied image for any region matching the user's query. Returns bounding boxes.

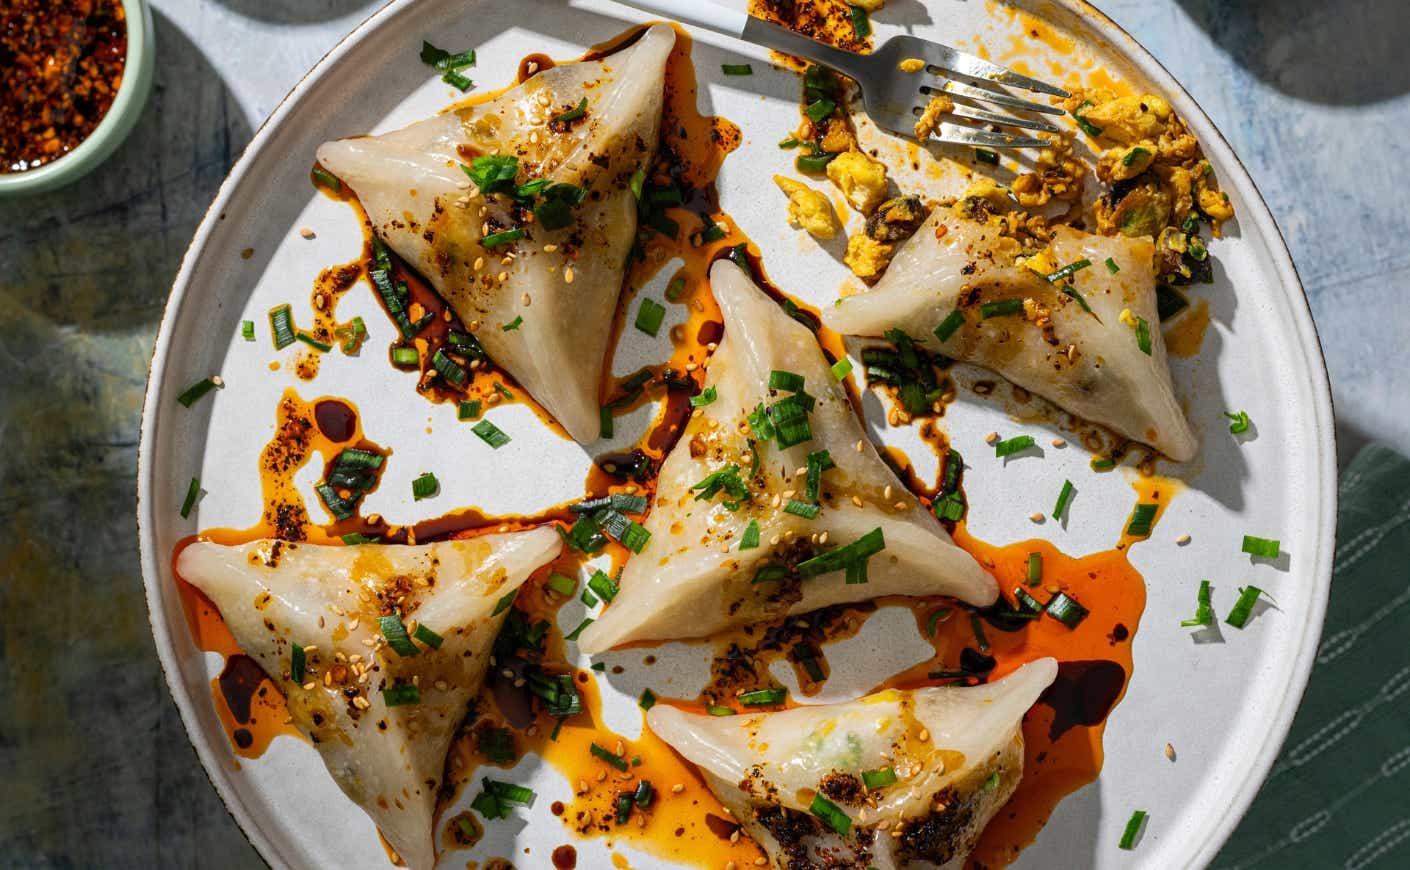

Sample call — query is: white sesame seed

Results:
[1164,742,1177,761]
[1051,437,1067,448]
[564,266,575,284]
[299,226,315,239]
[985,431,1000,445]
[1176,533,1192,545]
[1030,512,1045,523]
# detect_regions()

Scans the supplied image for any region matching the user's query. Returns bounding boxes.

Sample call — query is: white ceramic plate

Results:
[138,1,1336,868]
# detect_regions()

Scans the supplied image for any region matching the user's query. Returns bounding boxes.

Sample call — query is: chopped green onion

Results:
[738,687,786,707]
[383,683,421,706]
[751,563,789,585]
[980,298,1024,319]
[797,528,885,579]
[843,3,871,36]
[1062,285,1094,314]
[480,778,536,813]
[970,612,990,652]
[492,589,517,616]
[768,369,807,393]
[1188,235,1208,261]
[805,449,834,502]
[805,98,836,123]
[1073,102,1103,137]
[975,147,999,165]
[1122,146,1151,167]
[442,69,474,91]
[639,689,657,711]
[340,532,379,544]
[290,643,306,684]
[411,472,438,500]
[721,63,753,75]
[564,618,593,642]
[311,166,342,192]
[1225,411,1251,434]
[599,405,614,439]
[1044,258,1092,284]
[580,586,599,607]
[619,521,651,554]
[501,315,523,331]
[1013,586,1045,613]
[591,741,629,771]
[472,419,511,448]
[493,381,513,401]
[984,771,1001,791]
[1027,552,1043,585]
[379,615,420,657]
[552,97,589,125]
[563,515,607,554]
[925,607,951,636]
[615,792,634,825]
[413,623,444,650]
[830,357,853,380]
[464,154,519,194]
[240,320,255,341]
[314,483,357,520]
[707,705,735,716]
[1053,479,1075,521]
[994,435,1036,458]
[1242,535,1280,559]
[784,500,820,519]
[862,767,897,789]
[1105,257,1120,274]
[1091,456,1117,471]
[570,493,648,515]
[1118,810,1148,850]
[546,573,577,597]
[458,400,482,420]
[635,298,667,336]
[482,228,524,248]
[740,520,761,550]
[1181,580,1215,627]
[432,349,468,386]
[1126,503,1158,537]
[390,346,419,368]
[179,476,201,518]
[1046,591,1089,629]
[778,136,803,149]
[809,793,851,835]
[796,151,837,173]
[688,386,718,408]
[419,41,475,70]
[177,377,219,408]
[634,779,655,809]
[767,394,814,448]
[587,570,619,603]
[933,492,965,521]
[934,308,966,343]
[1225,585,1265,629]
[1135,316,1152,355]
[665,276,688,302]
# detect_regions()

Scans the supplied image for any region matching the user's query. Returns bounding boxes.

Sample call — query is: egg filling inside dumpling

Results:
[177,529,561,870]
[576,260,996,653]
[648,657,1059,869]
[823,200,1197,460]
[316,24,676,443]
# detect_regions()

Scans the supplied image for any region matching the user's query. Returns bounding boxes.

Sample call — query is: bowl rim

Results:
[0,0,155,196]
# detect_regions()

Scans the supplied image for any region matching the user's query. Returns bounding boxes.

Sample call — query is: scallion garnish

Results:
[390,346,419,368]
[501,315,523,332]
[464,154,518,194]
[975,147,999,164]
[925,607,951,636]
[1045,591,1089,629]
[411,623,443,650]
[442,69,474,91]
[784,499,820,519]
[1044,258,1092,284]
[1013,586,1045,613]
[804,98,836,123]
[420,41,475,71]
[179,476,201,518]
[969,611,991,652]
[1073,101,1103,137]
[848,3,871,37]
[552,97,589,125]
[1242,535,1280,559]
[635,298,667,336]
[564,618,593,642]
[809,793,851,835]
[493,381,513,401]
[290,643,306,684]
[1053,479,1075,521]
[796,527,884,580]
[411,472,438,500]
[980,298,1024,319]
[862,767,897,789]
[738,687,786,706]
[580,586,599,607]
[830,357,853,380]
[637,689,658,711]
[934,308,966,342]
[721,62,753,75]
[458,400,482,420]
[796,151,837,173]
[619,520,652,553]
[587,570,619,603]
[472,419,511,448]
[1135,315,1152,355]
[563,515,607,554]
[778,136,802,149]
[590,741,629,771]
[994,435,1035,458]
[240,320,255,341]
[740,519,761,550]
[1225,585,1265,629]
[768,369,807,393]
[1105,257,1120,274]
[311,166,342,192]
[292,330,330,353]
[543,573,576,598]
[431,349,468,386]
[270,304,296,349]
[177,377,219,408]
[1126,503,1158,537]
[983,771,1001,791]
[379,614,421,657]
[1118,810,1148,850]
[383,683,421,706]
[1091,456,1117,471]
[340,532,379,544]
[805,449,835,502]
[1225,410,1251,434]
[1026,552,1043,585]
[707,704,735,716]
[482,228,524,248]
[685,385,719,408]
[492,588,517,616]
[1181,580,1215,627]
[570,493,648,515]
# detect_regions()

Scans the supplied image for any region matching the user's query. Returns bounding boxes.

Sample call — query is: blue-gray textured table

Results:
[2,1,1406,867]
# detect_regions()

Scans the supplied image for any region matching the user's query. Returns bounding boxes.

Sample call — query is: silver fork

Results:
[610,0,1070,149]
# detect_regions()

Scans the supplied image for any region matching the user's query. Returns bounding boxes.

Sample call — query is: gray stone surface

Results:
[1,1,1405,867]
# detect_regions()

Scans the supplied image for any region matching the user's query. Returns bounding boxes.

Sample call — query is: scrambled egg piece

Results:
[952,178,1013,221]
[1194,162,1234,221]
[844,234,895,281]
[899,57,925,73]
[819,118,856,155]
[1016,247,1059,279]
[1118,307,1138,328]
[1081,94,1173,144]
[774,175,839,239]
[851,0,885,10]
[1096,143,1157,183]
[826,149,889,214]
[1012,134,1085,208]
[913,93,954,140]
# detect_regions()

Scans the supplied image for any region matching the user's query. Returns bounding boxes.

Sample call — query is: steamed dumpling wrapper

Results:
[316,24,676,443]
[648,657,1059,869]
[177,529,561,870]
[823,207,1197,461]
[577,261,996,653]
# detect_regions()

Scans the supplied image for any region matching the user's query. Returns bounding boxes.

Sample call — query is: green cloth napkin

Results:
[1214,444,1410,869]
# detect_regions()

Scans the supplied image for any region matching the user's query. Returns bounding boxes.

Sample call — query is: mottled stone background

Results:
[1,1,1405,867]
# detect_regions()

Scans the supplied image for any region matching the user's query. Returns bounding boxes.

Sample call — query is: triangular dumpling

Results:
[316,24,676,443]
[823,207,1197,460]
[577,261,996,653]
[648,657,1059,869]
[177,528,561,870]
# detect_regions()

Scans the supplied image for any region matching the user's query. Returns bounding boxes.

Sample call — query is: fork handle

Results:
[609,0,871,81]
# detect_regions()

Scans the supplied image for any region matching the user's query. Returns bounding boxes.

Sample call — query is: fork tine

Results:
[942,104,1062,134]
[924,45,1070,98]
[932,123,1048,149]
[933,80,1066,117]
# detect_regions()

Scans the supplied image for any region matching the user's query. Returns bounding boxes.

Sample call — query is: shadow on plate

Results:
[0,7,261,868]
[210,0,378,25]
[1175,0,1410,105]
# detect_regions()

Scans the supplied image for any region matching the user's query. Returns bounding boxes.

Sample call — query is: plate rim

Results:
[136,2,1338,868]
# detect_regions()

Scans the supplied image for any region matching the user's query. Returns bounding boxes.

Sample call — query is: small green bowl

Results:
[0,0,155,197]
